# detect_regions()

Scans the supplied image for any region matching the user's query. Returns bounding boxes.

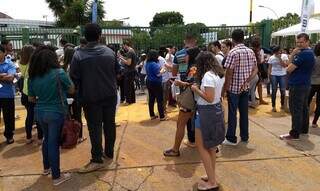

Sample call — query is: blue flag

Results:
[92,0,98,23]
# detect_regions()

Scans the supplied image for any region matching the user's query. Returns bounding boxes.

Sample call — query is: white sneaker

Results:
[53,173,72,186]
[222,139,237,146]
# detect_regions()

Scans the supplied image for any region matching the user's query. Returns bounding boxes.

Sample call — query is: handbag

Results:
[56,71,81,149]
[176,86,195,111]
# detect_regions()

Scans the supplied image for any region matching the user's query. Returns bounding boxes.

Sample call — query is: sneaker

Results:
[183,139,196,148]
[279,134,299,141]
[78,162,104,173]
[272,107,277,112]
[222,139,237,146]
[160,117,168,121]
[312,124,318,128]
[280,105,285,111]
[6,139,14,144]
[42,169,51,176]
[53,173,72,186]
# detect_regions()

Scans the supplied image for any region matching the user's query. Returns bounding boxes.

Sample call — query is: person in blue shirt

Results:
[280,33,316,141]
[145,50,166,120]
[0,45,16,144]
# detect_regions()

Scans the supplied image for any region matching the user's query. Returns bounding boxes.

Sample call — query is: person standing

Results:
[70,23,118,172]
[19,45,43,144]
[222,29,258,145]
[308,42,320,128]
[118,41,137,105]
[145,50,166,121]
[163,33,198,157]
[191,51,225,190]
[0,45,16,144]
[268,46,289,112]
[28,45,74,185]
[208,41,224,66]
[280,33,315,140]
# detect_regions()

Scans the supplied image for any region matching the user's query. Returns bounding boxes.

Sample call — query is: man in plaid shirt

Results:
[222,29,258,145]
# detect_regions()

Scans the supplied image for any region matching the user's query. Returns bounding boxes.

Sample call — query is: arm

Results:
[0,73,14,82]
[222,68,233,96]
[192,85,215,103]
[287,48,301,73]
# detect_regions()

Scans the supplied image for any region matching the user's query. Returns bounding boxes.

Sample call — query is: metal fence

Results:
[0,21,272,54]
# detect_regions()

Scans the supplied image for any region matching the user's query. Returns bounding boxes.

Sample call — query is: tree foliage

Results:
[46,0,105,27]
[149,11,184,28]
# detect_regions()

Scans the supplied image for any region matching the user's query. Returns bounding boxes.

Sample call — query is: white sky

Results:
[1,0,320,26]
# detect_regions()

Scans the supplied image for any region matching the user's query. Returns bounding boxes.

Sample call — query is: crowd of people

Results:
[0,23,319,190]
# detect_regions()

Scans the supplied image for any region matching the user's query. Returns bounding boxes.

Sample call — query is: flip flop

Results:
[163,149,180,157]
[197,182,219,191]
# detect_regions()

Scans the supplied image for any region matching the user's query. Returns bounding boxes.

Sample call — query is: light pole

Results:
[258,5,279,19]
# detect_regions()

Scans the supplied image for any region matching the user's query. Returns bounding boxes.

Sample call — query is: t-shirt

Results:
[196,71,225,105]
[288,48,315,86]
[145,61,162,84]
[158,56,170,82]
[173,48,188,78]
[124,50,137,73]
[28,68,73,113]
[19,64,29,95]
[215,51,224,66]
[268,54,288,76]
[0,59,16,98]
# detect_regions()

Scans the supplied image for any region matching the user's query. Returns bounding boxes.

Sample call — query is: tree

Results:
[149,11,184,28]
[46,0,105,27]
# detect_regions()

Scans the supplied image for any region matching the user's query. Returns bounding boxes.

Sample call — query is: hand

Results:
[191,84,199,92]
[291,48,301,56]
[240,81,249,92]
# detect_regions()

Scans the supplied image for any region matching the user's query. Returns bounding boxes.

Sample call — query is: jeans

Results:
[124,71,136,104]
[308,85,320,125]
[36,111,64,179]
[146,81,165,119]
[271,75,286,108]
[83,96,117,163]
[226,91,249,143]
[249,75,259,103]
[70,97,83,138]
[0,98,15,140]
[289,86,310,138]
[187,115,195,143]
[21,93,43,140]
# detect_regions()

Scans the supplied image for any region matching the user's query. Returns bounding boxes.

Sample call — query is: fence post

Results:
[261,19,272,48]
[22,27,30,45]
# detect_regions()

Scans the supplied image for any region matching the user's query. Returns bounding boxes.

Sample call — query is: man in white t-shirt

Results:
[158,55,170,112]
[268,46,289,112]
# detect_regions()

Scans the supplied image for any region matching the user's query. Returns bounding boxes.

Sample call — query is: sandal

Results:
[78,137,87,144]
[201,175,208,182]
[197,181,219,191]
[163,149,180,157]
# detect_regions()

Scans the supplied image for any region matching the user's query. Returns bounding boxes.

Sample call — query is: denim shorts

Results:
[195,111,201,129]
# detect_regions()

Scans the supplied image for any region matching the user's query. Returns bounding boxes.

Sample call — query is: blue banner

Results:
[92,0,98,23]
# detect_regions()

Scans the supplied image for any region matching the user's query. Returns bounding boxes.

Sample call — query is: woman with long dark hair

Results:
[191,51,225,191]
[28,45,74,186]
[19,45,43,144]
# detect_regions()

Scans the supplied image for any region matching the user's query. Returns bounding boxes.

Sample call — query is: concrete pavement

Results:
[1,95,320,191]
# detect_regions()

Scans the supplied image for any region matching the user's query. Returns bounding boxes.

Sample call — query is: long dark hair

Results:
[63,46,75,71]
[20,45,35,65]
[29,45,60,79]
[196,51,224,84]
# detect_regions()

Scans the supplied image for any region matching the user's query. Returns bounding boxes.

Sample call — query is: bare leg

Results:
[195,128,217,187]
[258,83,268,105]
[173,111,193,151]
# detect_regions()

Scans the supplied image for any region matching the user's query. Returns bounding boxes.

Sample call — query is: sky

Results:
[1,0,320,26]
